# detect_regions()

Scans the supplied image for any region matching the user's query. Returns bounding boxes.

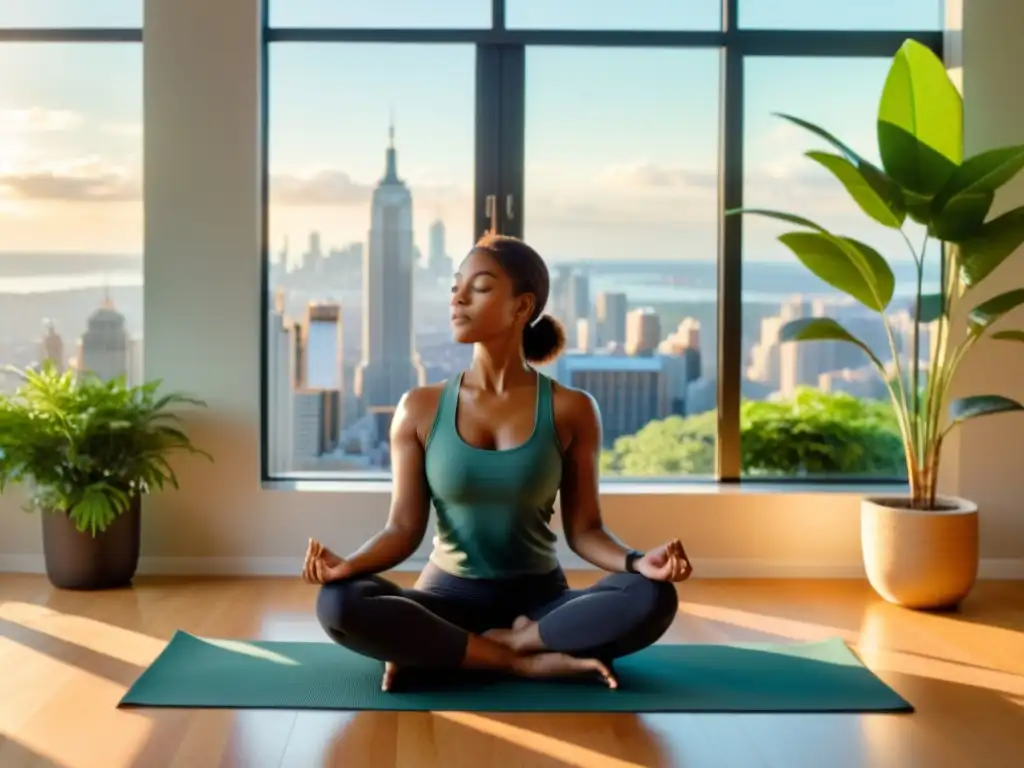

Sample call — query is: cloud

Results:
[0,108,84,133]
[597,161,718,193]
[270,168,470,208]
[271,169,374,206]
[103,121,143,138]
[0,156,138,202]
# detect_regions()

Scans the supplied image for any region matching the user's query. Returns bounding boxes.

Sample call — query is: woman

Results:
[303,233,692,691]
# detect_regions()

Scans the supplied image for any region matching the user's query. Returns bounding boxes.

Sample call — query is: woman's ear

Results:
[517,293,536,325]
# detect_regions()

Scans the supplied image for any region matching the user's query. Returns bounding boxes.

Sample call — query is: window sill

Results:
[262,477,909,497]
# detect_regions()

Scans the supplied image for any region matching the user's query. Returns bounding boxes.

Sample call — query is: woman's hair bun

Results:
[522,314,566,364]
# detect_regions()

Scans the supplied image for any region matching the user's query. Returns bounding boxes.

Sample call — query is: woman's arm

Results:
[340,387,434,576]
[558,389,636,572]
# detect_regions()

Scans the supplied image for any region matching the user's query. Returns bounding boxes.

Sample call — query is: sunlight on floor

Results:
[437,711,648,768]
[0,600,166,666]
[0,636,155,768]
[678,600,859,643]
[198,636,301,664]
[679,598,1024,698]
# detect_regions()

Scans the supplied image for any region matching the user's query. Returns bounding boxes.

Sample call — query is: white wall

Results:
[1,0,1022,577]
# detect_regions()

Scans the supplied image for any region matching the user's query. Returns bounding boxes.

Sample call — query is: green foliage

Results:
[726,39,1024,508]
[601,411,716,477]
[740,389,904,476]
[0,362,212,537]
[601,390,903,478]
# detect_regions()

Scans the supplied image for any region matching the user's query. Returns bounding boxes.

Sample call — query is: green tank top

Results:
[424,371,563,579]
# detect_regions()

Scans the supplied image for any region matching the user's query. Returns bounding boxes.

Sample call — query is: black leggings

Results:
[315,561,680,668]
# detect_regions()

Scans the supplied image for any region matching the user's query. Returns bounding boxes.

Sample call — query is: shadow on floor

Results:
[0,617,142,688]
[0,735,68,768]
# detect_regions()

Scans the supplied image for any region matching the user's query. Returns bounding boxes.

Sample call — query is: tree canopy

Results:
[600,388,905,478]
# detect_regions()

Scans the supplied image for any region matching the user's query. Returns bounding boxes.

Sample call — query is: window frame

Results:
[260,0,944,486]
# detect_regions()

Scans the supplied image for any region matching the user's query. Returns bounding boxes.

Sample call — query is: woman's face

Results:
[450,249,533,345]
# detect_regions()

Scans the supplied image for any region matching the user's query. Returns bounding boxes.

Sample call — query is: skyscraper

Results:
[626,307,662,356]
[428,218,450,278]
[355,122,426,409]
[76,295,129,381]
[596,291,628,346]
[40,320,64,371]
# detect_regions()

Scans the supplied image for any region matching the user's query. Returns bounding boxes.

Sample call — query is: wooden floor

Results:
[1,573,1023,768]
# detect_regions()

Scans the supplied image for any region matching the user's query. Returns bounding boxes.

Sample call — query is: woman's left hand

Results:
[636,539,693,582]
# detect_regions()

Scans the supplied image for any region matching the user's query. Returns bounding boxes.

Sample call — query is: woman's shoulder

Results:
[548,377,601,437]
[395,381,450,443]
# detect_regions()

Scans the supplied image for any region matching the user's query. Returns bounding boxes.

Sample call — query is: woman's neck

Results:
[468,339,533,394]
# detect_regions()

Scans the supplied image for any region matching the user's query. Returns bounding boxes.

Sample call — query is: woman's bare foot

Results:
[483,615,545,653]
[381,661,399,692]
[513,652,618,689]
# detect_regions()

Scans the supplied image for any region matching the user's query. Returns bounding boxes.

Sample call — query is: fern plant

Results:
[0,361,212,536]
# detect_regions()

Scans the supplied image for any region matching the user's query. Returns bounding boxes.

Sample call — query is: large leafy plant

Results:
[730,39,1024,510]
[0,362,212,535]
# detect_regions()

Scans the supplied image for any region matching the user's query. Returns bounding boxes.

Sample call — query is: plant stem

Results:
[911,232,926,469]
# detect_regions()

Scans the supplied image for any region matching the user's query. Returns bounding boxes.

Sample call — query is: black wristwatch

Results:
[624,550,644,573]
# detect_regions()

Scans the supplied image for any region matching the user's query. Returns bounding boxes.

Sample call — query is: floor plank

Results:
[1,572,1022,767]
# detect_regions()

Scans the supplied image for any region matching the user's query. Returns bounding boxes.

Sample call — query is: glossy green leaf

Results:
[992,330,1024,343]
[967,288,1024,335]
[902,188,937,226]
[779,317,885,370]
[949,395,1024,427]
[806,151,905,228]
[724,208,829,233]
[930,189,993,241]
[935,144,1024,210]
[915,293,945,324]
[877,121,960,199]
[775,113,905,216]
[777,232,895,312]
[959,205,1024,287]
[878,40,963,195]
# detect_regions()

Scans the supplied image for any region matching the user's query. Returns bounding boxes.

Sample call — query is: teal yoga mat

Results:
[118,631,912,713]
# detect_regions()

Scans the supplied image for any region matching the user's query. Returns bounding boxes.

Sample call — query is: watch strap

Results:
[624,550,644,573]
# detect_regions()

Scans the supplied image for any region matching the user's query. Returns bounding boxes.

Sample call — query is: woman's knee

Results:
[622,573,681,628]
[315,577,371,632]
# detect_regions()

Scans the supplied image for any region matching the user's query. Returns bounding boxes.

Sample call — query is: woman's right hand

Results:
[302,538,353,584]
[513,652,618,689]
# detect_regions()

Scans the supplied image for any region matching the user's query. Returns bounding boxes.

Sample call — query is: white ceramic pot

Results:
[861,495,979,610]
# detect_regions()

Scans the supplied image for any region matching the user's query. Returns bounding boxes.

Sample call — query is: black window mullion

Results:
[497,45,524,238]
[716,0,743,482]
[475,45,505,240]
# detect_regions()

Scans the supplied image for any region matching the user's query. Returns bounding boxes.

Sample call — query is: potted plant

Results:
[729,39,1024,610]
[0,361,212,590]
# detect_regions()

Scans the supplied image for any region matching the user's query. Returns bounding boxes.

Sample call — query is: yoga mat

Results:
[118,631,912,713]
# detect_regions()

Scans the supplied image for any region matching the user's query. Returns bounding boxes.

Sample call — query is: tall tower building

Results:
[302,301,343,391]
[40,320,64,372]
[355,121,426,409]
[596,291,628,347]
[300,301,344,448]
[267,301,297,475]
[428,218,450,277]
[626,307,662,356]
[77,294,129,381]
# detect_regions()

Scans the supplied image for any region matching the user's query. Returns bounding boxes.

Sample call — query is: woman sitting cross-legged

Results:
[302,233,693,691]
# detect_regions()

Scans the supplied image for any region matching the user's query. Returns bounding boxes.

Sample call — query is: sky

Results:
[0,0,946,266]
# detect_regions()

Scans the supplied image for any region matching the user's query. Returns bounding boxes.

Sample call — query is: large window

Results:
[0,15,143,397]
[262,0,944,483]
[741,58,941,480]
